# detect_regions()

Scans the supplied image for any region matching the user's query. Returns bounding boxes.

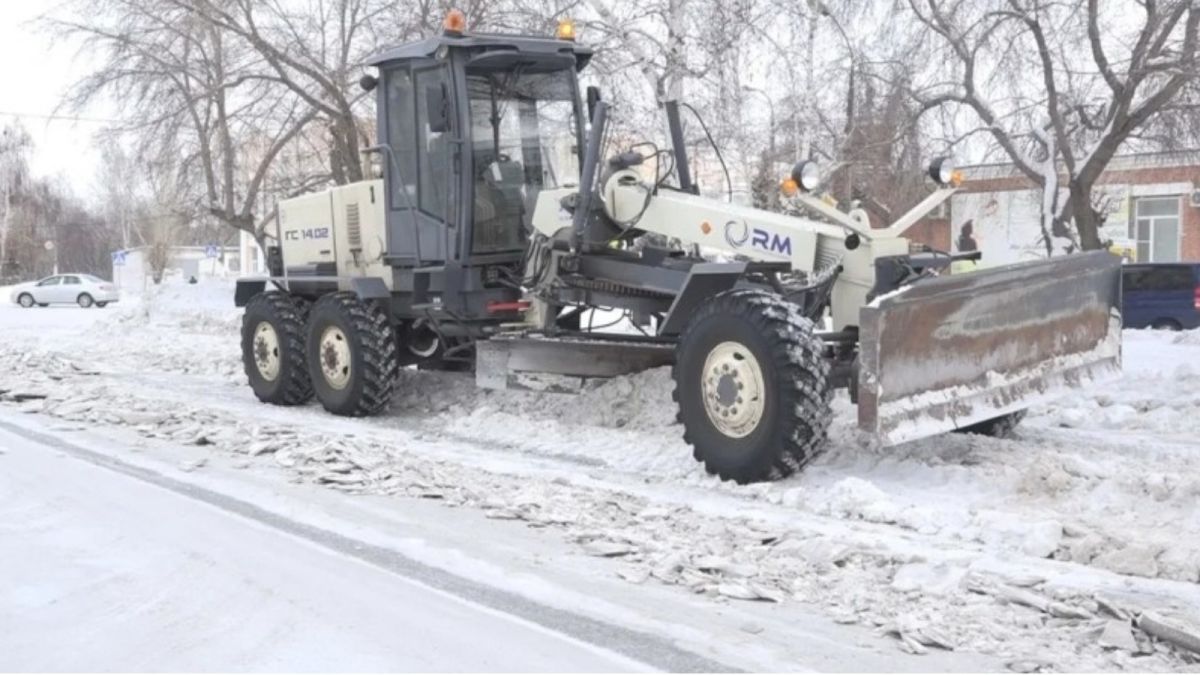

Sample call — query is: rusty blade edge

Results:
[873,348,1121,447]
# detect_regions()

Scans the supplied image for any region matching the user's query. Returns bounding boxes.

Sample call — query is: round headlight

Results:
[791,160,821,192]
[929,156,956,186]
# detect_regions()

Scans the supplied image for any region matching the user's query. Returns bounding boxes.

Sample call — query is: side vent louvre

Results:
[346,202,362,248]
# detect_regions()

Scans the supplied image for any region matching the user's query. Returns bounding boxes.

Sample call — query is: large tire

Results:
[955,410,1025,438]
[17,293,33,308]
[673,289,833,483]
[306,292,399,416]
[77,293,94,308]
[242,291,313,406]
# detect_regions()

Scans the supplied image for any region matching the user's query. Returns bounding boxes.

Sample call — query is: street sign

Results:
[111,250,127,266]
[205,243,220,259]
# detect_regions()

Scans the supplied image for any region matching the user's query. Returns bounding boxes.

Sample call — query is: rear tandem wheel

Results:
[306,291,400,416]
[241,291,313,406]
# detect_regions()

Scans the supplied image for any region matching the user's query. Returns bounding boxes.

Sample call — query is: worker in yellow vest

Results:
[950,221,981,274]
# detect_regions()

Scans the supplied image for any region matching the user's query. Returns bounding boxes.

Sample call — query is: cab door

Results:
[381,65,454,265]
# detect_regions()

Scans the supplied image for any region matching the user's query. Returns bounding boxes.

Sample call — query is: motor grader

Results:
[235,11,1122,483]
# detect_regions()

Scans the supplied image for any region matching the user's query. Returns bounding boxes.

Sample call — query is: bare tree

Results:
[905,0,1200,252]
[0,123,33,280]
[52,0,321,248]
[95,139,147,250]
[177,0,397,185]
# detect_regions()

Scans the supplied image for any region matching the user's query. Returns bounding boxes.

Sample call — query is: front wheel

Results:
[17,293,34,308]
[306,292,399,416]
[77,293,94,308]
[241,291,313,405]
[673,290,833,484]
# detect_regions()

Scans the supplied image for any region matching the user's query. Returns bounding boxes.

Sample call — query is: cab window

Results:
[37,277,60,287]
[385,69,419,210]
[466,67,580,253]
[415,68,451,219]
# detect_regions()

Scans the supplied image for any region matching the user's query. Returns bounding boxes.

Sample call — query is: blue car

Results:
[1122,263,1200,330]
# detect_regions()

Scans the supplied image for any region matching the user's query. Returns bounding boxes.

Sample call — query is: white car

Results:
[9,274,120,308]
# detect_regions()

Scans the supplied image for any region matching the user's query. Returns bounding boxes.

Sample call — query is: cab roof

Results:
[367,32,593,71]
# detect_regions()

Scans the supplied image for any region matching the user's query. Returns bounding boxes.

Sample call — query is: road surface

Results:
[0,423,660,672]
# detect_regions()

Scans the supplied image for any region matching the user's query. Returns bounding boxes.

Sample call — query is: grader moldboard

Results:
[235,12,1123,484]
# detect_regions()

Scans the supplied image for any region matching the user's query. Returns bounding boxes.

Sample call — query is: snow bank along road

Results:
[1,282,1199,671]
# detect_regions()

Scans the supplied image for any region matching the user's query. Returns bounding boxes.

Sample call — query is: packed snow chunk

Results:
[820,477,899,523]
[971,512,1063,559]
[890,562,968,597]
[1157,546,1200,583]
[1092,543,1163,579]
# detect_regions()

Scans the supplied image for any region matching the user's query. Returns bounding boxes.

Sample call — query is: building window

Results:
[1130,196,1181,262]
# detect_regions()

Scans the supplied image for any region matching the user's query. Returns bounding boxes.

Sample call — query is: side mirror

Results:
[425,83,450,133]
[586,86,602,123]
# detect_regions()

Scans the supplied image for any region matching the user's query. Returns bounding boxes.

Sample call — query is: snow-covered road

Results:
[2,281,1200,671]
[0,422,658,672]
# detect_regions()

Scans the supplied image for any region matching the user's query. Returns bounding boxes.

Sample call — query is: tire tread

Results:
[672,289,833,483]
[242,291,313,405]
[309,292,399,416]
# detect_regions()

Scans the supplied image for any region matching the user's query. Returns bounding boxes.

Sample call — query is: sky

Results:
[0,1,106,200]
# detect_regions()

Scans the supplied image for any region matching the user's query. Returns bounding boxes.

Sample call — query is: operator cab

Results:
[366,17,591,276]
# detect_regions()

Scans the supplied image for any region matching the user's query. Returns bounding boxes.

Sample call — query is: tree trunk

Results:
[1069,181,1104,250]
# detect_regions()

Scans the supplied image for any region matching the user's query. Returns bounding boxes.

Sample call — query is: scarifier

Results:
[235,11,1122,483]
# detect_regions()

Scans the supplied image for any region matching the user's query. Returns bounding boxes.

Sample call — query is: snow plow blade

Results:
[858,251,1122,445]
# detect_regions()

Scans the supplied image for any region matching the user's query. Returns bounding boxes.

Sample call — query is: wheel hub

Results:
[701,341,766,438]
[252,321,281,381]
[319,325,352,390]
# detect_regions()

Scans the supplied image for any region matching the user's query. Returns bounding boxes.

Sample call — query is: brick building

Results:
[906,150,1200,264]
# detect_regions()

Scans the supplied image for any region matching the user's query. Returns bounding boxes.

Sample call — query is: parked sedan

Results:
[9,274,120,308]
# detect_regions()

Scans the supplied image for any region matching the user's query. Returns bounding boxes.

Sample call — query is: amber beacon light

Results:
[443,9,467,35]
[556,18,576,41]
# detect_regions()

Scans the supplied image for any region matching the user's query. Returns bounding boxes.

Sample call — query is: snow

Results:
[0,424,652,672]
[3,278,1200,670]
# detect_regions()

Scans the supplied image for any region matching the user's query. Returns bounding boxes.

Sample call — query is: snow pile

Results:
[103,279,241,334]
[1172,328,1200,346]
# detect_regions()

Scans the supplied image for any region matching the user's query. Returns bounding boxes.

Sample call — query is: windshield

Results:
[466,67,580,253]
